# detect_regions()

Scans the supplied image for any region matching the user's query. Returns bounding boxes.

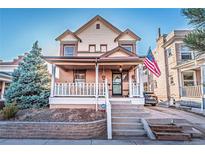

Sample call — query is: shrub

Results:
[2,103,18,120]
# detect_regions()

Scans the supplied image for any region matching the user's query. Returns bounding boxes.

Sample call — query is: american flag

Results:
[144,47,161,77]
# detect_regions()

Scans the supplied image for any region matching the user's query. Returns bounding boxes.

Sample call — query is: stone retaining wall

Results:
[0,119,106,139]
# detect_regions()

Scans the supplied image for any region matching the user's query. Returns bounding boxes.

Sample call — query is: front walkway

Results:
[0,138,205,145]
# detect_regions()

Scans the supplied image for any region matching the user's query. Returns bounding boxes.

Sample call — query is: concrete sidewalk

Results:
[0,138,205,145]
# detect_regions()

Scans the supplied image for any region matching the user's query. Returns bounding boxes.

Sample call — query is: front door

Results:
[112,73,122,96]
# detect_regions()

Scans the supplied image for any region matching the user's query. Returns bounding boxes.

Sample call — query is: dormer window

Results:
[96,24,100,29]
[121,44,133,52]
[64,45,75,56]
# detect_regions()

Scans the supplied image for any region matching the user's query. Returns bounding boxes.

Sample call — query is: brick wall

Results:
[0,119,106,139]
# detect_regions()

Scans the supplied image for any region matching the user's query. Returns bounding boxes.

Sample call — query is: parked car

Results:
[144,92,158,106]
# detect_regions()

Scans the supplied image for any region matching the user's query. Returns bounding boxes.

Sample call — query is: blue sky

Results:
[0,8,191,61]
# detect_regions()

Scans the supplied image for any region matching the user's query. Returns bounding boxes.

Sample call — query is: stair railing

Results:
[105,78,112,139]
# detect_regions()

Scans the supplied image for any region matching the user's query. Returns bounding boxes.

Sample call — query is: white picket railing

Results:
[181,85,202,98]
[54,82,105,96]
[131,82,140,97]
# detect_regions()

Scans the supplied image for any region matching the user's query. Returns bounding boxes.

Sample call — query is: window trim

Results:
[100,44,107,52]
[63,44,76,56]
[96,24,100,29]
[182,71,196,87]
[166,47,172,58]
[73,70,86,83]
[180,43,193,60]
[121,44,133,52]
[89,44,96,52]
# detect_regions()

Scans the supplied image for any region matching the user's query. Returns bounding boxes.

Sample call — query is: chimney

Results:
[158,27,161,39]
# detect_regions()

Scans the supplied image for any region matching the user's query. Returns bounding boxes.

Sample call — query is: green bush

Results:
[2,103,18,120]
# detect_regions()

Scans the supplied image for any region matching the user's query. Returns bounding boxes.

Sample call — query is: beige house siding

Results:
[77,21,119,52]
[152,36,169,101]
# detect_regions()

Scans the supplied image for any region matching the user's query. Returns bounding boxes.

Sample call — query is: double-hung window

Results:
[64,45,75,56]
[74,70,86,83]
[182,72,195,86]
[180,44,193,61]
[121,44,133,52]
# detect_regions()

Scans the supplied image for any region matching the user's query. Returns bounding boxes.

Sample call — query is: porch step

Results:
[112,111,150,117]
[153,132,191,141]
[110,101,131,104]
[112,117,141,123]
[112,129,146,137]
[112,122,144,129]
[111,104,144,110]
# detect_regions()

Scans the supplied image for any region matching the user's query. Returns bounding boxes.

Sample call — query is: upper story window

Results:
[166,48,172,57]
[121,44,133,52]
[100,44,107,52]
[89,45,96,52]
[182,71,195,86]
[64,45,75,56]
[169,75,174,85]
[96,24,100,29]
[180,44,193,60]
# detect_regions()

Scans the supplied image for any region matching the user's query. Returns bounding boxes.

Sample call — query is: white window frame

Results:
[180,44,193,61]
[121,44,133,52]
[182,71,196,87]
[166,47,172,58]
[89,45,96,52]
[64,45,75,56]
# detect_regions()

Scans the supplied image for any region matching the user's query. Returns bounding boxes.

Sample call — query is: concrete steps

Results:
[111,103,149,138]
[113,129,146,136]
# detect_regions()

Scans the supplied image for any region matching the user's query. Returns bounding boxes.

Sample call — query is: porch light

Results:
[119,66,122,72]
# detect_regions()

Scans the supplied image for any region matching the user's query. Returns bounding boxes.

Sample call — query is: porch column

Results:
[135,66,140,94]
[50,64,56,97]
[200,63,205,111]
[95,63,99,109]
[129,74,133,98]
[1,81,5,100]
[138,64,144,97]
[178,69,183,97]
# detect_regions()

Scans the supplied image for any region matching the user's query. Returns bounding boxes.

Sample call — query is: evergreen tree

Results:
[182,8,205,53]
[5,41,51,109]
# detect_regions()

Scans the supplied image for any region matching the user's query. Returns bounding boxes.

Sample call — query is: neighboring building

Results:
[44,15,145,109]
[152,29,205,110]
[0,55,25,100]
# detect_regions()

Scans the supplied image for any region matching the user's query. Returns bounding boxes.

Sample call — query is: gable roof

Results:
[114,29,141,42]
[75,15,122,35]
[55,29,82,42]
[100,46,137,58]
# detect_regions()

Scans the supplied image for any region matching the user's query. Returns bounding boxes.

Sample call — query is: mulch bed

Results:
[0,108,106,122]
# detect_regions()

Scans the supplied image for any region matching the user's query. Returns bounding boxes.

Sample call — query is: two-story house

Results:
[152,29,205,111]
[44,15,145,109]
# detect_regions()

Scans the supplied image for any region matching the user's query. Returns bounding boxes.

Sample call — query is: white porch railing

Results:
[181,85,202,98]
[54,82,105,96]
[131,82,141,97]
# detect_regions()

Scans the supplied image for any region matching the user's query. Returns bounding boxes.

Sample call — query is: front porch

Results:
[45,55,145,109]
[176,55,205,110]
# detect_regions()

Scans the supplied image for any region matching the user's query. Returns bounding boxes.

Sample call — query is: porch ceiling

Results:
[58,64,135,71]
